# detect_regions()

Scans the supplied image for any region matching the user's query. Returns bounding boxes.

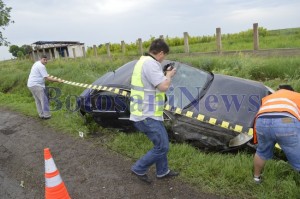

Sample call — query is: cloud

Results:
[1,0,300,60]
[92,0,151,15]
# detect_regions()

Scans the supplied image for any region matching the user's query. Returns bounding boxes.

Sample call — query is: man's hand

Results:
[165,67,176,79]
[157,67,176,92]
[45,76,64,83]
[163,63,175,75]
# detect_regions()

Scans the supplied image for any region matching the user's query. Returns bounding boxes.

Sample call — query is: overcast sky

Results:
[1,0,300,60]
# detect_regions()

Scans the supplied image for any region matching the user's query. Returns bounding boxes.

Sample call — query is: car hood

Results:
[186,74,270,128]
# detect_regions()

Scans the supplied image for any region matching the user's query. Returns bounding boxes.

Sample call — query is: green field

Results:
[86,27,300,56]
[1,28,300,199]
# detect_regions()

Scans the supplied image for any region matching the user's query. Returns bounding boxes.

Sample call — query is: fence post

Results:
[93,45,98,57]
[121,40,126,55]
[184,32,189,53]
[253,23,259,51]
[106,43,111,57]
[216,27,222,53]
[138,38,143,55]
[82,46,86,58]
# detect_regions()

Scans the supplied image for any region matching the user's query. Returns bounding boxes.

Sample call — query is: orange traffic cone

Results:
[44,148,71,199]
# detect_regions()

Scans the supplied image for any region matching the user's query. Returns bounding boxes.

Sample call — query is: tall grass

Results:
[86,27,300,56]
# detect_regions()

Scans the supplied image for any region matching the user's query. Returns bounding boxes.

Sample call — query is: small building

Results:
[30,41,85,61]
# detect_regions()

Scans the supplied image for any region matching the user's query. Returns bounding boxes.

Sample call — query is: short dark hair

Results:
[278,84,294,91]
[149,39,169,55]
[41,54,47,59]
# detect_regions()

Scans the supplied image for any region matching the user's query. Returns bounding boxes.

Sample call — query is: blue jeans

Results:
[131,118,170,176]
[255,116,300,171]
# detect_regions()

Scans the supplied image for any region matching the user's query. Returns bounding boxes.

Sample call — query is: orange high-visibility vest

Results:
[253,89,300,143]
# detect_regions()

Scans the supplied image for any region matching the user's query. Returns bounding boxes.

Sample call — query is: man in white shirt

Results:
[27,55,63,119]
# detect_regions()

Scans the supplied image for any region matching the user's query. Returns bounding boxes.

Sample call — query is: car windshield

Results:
[166,62,212,109]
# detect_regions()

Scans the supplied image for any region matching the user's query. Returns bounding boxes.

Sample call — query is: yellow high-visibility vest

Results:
[130,56,165,117]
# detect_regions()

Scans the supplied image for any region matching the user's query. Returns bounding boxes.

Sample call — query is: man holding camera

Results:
[130,39,178,184]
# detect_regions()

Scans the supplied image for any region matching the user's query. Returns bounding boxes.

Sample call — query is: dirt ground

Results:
[0,107,228,199]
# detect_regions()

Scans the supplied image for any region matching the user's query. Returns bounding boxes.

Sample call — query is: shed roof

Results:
[32,41,84,45]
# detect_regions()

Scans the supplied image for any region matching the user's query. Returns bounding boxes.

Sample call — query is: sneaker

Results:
[253,175,262,184]
[131,172,152,184]
[157,170,179,179]
[42,116,51,120]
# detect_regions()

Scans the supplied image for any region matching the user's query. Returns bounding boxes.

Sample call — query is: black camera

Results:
[163,62,175,74]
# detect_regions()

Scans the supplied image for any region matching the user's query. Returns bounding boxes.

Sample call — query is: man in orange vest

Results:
[253,85,300,183]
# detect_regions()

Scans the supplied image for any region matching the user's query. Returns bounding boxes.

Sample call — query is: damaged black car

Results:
[77,60,273,151]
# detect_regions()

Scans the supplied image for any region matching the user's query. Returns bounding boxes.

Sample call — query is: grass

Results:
[86,27,300,56]
[108,133,300,198]
[1,27,300,198]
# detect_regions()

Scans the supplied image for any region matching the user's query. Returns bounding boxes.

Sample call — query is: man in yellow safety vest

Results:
[130,39,177,184]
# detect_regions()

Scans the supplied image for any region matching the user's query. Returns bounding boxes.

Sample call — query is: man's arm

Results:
[156,68,176,92]
[45,76,64,83]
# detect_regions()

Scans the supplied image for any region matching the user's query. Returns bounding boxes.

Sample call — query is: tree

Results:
[21,44,33,55]
[16,50,24,58]
[9,45,19,57]
[9,44,32,58]
[0,1,14,46]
